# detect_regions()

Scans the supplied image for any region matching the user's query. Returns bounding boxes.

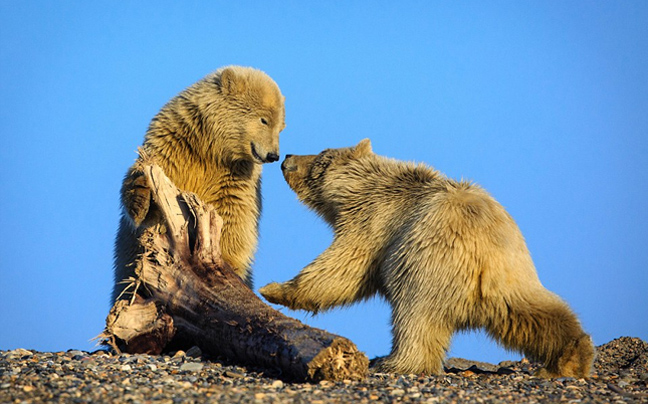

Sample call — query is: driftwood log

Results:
[99,160,368,382]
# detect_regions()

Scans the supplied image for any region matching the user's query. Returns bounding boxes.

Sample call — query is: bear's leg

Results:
[121,162,152,228]
[260,236,378,313]
[375,295,453,375]
[482,289,594,378]
[112,216,144,303]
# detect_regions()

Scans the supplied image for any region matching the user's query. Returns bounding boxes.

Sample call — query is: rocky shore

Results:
[1,337,646,403]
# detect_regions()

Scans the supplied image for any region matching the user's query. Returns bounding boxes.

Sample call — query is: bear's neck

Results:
[143,139,261,207]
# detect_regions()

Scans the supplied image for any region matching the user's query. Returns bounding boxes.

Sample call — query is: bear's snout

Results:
[266,152,280,163]
[281,156,296,172]
[251,142,280,164]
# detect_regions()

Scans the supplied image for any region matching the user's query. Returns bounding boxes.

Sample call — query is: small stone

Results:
[173,350,186,358]
[147,364,158,371]
[271,380,284,389]
[185,346,202,358]
[180,362,204,372]
[121,364,132,371]
[23,385,34,392]
[497,367,516,375]
[255,392,266,399]
[390,388,405,396]
[0,384,10,389]
[224,370,245,378]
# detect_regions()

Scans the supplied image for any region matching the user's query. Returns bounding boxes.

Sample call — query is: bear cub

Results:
[260,139,594,378]
[114,66,285,303]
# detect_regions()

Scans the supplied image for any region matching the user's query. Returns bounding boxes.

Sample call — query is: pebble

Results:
[185,346,202,358]
[390,388,405,396]
[66,350,85,357]
[224,370,245,378]
[179,362,204,372]
[0,337,646,403]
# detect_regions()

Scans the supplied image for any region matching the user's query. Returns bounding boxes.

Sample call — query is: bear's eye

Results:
[260,118,268,125]
[308,153,334,183]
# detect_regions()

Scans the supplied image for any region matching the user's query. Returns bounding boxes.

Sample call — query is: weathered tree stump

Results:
[99,158,368,382]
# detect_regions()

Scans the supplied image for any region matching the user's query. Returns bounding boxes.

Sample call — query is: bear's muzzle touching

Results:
[251,142,280,163]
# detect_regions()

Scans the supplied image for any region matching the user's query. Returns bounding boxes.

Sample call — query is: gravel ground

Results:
[1,337,646,403]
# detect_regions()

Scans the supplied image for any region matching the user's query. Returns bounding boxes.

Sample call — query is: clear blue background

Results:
[1,2,646,365]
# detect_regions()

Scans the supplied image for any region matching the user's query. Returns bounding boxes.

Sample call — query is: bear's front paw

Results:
[259,282,289,306]
[123,174,152,228]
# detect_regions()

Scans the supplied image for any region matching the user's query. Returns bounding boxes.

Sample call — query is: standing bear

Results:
[113,66,286,302]
[260,139,594,378]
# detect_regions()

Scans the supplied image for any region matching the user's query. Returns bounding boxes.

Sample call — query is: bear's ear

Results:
[220,67,246,95]
[353,138,373,157]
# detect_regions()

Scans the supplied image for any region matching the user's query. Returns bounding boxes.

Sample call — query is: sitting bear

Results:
[260,139,594,378]
[113,66,285,303]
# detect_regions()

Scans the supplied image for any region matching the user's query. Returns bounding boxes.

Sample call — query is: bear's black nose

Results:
[281,157,296,172]
[266,152,280,163]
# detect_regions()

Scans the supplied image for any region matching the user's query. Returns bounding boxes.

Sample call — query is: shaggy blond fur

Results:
[260,139,594,378]
[113,66,285,302]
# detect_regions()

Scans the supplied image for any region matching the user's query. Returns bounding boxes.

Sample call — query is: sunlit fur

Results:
[260,139,594,378]
[113,66,286,302]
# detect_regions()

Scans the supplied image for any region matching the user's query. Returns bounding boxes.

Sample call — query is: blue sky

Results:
[1,2,646,365]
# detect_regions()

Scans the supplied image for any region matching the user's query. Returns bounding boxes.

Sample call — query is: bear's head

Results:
[149,66,286,165]
[213,66,286,164]
[281,139,373,224]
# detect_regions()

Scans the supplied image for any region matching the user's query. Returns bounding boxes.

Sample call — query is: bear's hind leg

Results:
[376,299,453,375]
[483,290,594,378]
